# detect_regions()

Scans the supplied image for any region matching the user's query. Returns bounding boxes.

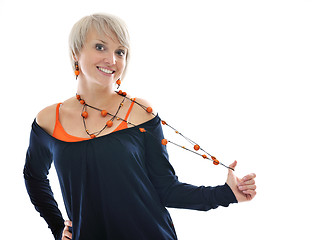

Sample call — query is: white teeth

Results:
[98,67,114,74]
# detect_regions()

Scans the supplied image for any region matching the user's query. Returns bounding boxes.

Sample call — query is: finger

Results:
[242,173,256,182]
[65,231,72,239]
[243,190,257,200]
[64,220,73,227]
[238,184,257,191]
[239,179,255,186]
[62,228,72,239]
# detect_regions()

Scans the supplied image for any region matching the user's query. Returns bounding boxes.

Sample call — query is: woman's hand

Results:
[62,220,72,240]
[226,161,257,202]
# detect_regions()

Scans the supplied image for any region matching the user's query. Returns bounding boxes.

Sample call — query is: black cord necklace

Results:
[115,90,234,171]
[76,94,126,138]
[76,90,233,170]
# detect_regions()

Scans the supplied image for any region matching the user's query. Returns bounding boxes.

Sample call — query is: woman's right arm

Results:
[23,105,64,239]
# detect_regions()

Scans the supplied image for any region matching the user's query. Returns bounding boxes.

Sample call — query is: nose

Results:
[103,52,116,65]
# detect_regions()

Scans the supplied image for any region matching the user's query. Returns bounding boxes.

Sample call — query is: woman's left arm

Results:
[144,116,240,211]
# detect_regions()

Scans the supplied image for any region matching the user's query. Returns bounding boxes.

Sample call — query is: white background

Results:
[1,0,316,239]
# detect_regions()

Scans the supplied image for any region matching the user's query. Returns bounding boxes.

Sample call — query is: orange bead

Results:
[161,139,168,145]
[161,120,167,125]
[122,92,127,96]
[213,159,219,165]
[211,156,216,161]
[139,128,146,133]
[90,134,96,139]
[101,110,108,117]
[146,107,153,113]
[118,90,123,95]
[75,70,80,76]
[194,145,200,151]
[76,94,81,100]
[82,111,88,118]
[80,100,85,105]
[116,79,121,85]
[106,120,113,127]
[202,154,207,159]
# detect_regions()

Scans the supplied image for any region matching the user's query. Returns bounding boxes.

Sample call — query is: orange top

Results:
[53,98,136,142]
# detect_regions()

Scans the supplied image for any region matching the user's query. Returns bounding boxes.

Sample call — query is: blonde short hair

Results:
[69,13,130,79]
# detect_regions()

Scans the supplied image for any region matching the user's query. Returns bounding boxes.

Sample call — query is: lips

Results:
[97,66,115,74]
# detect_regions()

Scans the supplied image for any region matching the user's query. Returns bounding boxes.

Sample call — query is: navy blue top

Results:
[23,114,237,240]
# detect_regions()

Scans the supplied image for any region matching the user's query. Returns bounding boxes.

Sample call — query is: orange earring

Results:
[75,62,80,80]
[116,78,121,89]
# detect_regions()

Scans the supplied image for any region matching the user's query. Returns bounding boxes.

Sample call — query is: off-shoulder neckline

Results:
[32,113,160,144]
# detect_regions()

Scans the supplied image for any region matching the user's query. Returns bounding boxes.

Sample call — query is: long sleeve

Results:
[23,121,64,239]
[144,116,237,211]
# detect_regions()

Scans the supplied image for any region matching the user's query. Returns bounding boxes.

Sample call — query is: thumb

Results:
[228,160,237,172]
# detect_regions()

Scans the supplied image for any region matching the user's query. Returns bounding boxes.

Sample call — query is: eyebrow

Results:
[98,39,108,45]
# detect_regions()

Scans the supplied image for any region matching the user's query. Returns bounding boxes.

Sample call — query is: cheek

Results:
[78,59,90,75]
[78,54,97,72]
[118,60,127,73]
[78,53,88,69]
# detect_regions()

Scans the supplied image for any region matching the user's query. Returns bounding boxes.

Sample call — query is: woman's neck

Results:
[76,79,118,108]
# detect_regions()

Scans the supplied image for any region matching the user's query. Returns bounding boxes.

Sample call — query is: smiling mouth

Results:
[97,66,115,74]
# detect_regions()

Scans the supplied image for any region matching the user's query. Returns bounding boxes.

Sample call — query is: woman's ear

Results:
[72,51,79,62]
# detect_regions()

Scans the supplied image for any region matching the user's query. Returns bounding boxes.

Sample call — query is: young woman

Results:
[24,13,256,240]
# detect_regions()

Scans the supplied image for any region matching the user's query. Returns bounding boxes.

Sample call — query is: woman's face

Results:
[77,27,127,87]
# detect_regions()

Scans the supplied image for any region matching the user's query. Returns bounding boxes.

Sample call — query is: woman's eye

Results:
[95,44,105,51]
[116,49,126,57]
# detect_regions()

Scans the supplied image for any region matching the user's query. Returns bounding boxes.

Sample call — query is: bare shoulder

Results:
[36,103,59,135]
[130,97,157,125]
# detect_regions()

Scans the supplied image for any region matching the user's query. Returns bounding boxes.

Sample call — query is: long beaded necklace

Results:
[76,93,126,138]
[76,90,233,170]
